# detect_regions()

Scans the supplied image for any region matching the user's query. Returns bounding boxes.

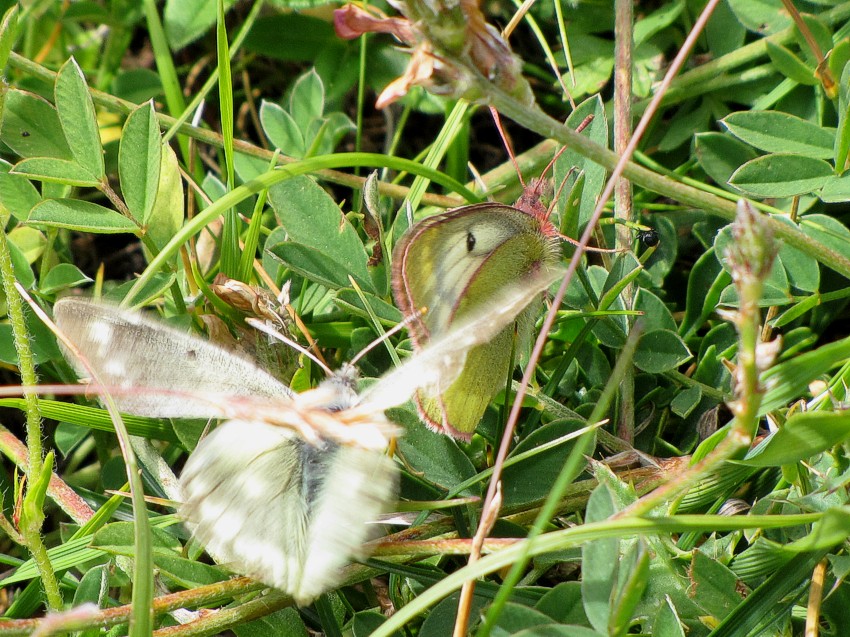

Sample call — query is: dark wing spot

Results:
[466,231,476,252]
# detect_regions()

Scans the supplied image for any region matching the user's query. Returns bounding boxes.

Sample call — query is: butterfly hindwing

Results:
[181,418,397,605]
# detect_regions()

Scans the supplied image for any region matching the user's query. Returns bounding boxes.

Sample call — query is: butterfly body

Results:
[392,202,561,438]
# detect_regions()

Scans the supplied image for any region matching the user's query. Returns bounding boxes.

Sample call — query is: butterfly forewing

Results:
[54,298,292,418]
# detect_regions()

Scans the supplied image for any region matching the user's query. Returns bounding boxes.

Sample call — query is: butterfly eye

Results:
[466,231,476,252]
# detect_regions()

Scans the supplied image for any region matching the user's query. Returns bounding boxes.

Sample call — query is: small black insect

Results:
[637,228,659,247]
[21,131,30,137]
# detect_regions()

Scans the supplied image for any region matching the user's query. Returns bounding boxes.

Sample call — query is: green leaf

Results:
[671,386,702,418]
[111,68,164,103]
[40,263,93,295]
[775,220,819,292]
[72,564,110,609]
[694,133,759,189]
[680,248,730,340]
[55,422,89,457]
[164,0,236,49]
[689,551,744,620]
[0,535,104,586]
[28,199,139,233]
[12,157,101,187]
[0,399,179,442]
[513,627,606,637]
[55,57,104,181]
[268,175,373,292]
[91,521,181,555]
[726,0,791,35]
[242,14,344,62]
[492,603,557,634]
[390,409,479,496]
[0,167,41,221]
[269,242,366,291]
[260,100,305,158]
[765,41,817,85]
[633,1,684,46]
[555,95,608,231]
[234,607,309,637]
[722,111,834,159]
[633,329,692,373]
[740,412,850,466]
[420,593,488,637]
[582,484,617,633]
[155,552,230,588]
[0,89,73,160]
[760,335,850,415]
[334,289,402,325]
[634,288,677,332]
[703,0,744,55]
[799,213,850,257]
[119,102,161,224]
[502,419,590,509]
[145,142,183,251]
[652,597,685,637]
[536,583,591,625]
[289,69,325,133]
[835,60,850,171]
[729,154,833,198]
[784,508,850,551]
[21,450,53,532]
[819,173,850,202]
[0,312,61,364]
[6,237,35,289]
[610,540,649,637]
[9,226,46,264]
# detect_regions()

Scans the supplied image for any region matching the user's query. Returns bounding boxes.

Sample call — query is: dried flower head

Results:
[334,0,534,108]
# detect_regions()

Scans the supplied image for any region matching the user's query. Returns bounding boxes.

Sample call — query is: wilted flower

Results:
[333,0,534,108]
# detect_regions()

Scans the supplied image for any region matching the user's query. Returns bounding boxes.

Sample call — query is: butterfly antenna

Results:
[490,106,526,189]
[549,165,576,217]
[540,114,594,193]
[245,317,334,377]
[348,310,425,367]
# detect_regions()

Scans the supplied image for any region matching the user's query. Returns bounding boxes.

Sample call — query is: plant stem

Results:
[0,227,62,610]
[613,0,634,444]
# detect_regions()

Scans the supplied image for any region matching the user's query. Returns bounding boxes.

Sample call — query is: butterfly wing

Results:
[391,205,561,437]
[181,418,397,606]
[393,204,548,342]
[54,298,292,417]
[363,268,563,417]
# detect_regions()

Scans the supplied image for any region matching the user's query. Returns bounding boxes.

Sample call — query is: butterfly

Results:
[52,278,560,603]
[391,176,563,440]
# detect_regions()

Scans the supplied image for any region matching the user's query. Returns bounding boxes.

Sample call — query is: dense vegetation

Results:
[1,0,850,635]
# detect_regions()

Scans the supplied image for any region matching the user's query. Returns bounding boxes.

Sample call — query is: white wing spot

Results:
[89,321,113,346]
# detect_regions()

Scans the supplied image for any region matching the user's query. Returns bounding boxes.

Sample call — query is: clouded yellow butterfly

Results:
[392,182,562,440]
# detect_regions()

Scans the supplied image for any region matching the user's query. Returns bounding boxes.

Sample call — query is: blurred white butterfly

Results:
[52,269,560,605]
